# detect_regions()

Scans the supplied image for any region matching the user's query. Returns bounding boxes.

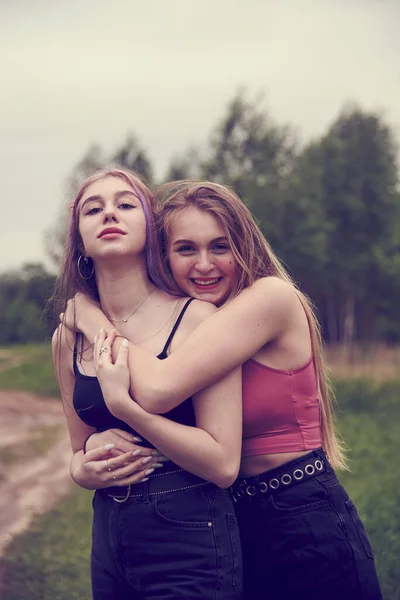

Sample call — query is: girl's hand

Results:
[73,444,164,490]
[94,329,131,418]
[84,428,150,456]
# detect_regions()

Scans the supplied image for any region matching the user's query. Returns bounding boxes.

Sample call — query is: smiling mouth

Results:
[190,278,222,287]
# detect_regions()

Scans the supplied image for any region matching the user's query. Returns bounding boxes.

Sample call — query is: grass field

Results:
[0,343,399,599]
[0,344,59,398]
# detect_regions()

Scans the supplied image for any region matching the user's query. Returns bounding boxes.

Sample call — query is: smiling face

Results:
[167,206,238,306]
[78,175,147,262]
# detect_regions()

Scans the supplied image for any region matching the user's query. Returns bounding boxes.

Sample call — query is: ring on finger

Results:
[99,347,109,356]
[105,459,112,472]
[112,470,117,481]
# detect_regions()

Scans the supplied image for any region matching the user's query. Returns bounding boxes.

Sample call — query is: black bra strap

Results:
[72,333,80,376]
[159,298,195,358]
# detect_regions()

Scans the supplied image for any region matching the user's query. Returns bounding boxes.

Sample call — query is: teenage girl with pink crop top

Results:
[67,180,382,599]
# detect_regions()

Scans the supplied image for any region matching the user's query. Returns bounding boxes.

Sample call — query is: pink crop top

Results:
[241,356,322,457]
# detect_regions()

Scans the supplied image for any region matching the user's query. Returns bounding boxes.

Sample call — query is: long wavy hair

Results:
[53,168,179,317]
[156,180,347,470]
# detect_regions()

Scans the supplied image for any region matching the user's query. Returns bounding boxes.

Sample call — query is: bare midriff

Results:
[239,449,313,478]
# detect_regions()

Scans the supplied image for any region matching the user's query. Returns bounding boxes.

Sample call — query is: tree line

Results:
[1,92,399,346]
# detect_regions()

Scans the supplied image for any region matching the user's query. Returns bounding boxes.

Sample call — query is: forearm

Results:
[116,401,239,488]
[77,304,115,341]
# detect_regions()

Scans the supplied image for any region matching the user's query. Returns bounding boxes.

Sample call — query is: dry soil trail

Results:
[0,390,72,557]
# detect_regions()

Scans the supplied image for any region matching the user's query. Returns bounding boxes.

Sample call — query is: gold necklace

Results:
[105,287,156,323]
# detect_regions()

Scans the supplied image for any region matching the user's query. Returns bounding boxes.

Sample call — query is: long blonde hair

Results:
[156,180,347,470]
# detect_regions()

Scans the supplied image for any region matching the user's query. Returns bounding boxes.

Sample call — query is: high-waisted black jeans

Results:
[91,471,243,599]
[234,449,382,600]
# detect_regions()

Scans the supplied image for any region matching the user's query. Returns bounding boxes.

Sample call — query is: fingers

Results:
[102,451,165,486]
[115,337,129,366]
[94,329,117,368]
[84,429,142,454]
[84,444,117,461]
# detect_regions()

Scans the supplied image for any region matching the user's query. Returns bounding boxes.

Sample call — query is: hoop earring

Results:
[77,255,95,280]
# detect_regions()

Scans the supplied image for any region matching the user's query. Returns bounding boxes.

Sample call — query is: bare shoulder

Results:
[237,276,298,311]
[182,298,217,330]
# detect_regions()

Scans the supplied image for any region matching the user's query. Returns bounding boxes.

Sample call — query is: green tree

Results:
[311,106,400,345]
[0,263,57,344]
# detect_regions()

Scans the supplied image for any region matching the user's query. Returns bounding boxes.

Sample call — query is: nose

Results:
[195,252,214,273]
[102,203,119,223]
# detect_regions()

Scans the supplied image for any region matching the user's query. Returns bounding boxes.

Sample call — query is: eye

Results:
[212,243,229,253]
[176,244,195,254]
[119,202,134,210]
[85,206,102,215]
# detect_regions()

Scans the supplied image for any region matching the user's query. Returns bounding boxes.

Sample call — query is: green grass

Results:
[1,487,92,600]
[0,372,399,599]
[335,379,400,600]
[0,343,59,397]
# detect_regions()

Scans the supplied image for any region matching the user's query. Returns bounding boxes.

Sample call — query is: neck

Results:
[95,259,155,321]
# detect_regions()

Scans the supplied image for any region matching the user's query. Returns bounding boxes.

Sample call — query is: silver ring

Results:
[99,347,109,355]
[305,464,315,476]
[112,471,117,480]
[105,459,112,472]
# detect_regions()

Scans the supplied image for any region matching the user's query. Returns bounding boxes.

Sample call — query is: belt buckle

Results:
[111,484,131,503]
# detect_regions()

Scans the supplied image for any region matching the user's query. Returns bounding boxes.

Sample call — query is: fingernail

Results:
[100,328,104,333]
[151,450,161,456]
[94,335,97,343]
[104,444,115,450]
[142,456,152,464]
[158,456,169,462]
[140,477,149,482]
[132,436,142,442]
[144,468,154,476]
[132,449,141,456]
[152,463,163,468]
[122,339,129,347]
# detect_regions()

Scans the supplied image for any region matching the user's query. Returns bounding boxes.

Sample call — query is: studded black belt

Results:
[231,449,328,503]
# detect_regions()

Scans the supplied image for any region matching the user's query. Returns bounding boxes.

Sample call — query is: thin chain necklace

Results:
[104,287,156,323]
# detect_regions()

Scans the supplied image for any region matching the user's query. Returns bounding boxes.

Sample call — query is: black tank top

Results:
[72,299,195,448]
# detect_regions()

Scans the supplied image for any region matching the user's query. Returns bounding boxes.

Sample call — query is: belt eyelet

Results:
[305,464,315,476]
[281,473,292,486]
[246,485,257,497]
[293,468,304,481]
[269,478,280,490]
[315,459,324,471]
[259,481,268,493]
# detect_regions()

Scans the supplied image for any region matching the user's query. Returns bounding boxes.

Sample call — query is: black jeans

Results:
[234,449,382,600]
[91,470,242,599]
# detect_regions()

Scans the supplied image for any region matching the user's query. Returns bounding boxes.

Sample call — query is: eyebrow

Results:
[171,236,228,246]
[80,190,139,211]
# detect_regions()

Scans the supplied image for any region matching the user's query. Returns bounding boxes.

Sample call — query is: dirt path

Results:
[0,390,72,557]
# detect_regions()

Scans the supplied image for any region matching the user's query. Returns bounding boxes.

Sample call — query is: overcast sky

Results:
[1,0,399,273]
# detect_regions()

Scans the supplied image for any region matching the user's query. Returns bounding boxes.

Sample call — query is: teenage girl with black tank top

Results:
[68,180,383,600]
[53,170,243,600]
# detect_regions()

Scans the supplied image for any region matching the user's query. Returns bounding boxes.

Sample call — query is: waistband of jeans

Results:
[99,468,211,503]
[231,448,330,503]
